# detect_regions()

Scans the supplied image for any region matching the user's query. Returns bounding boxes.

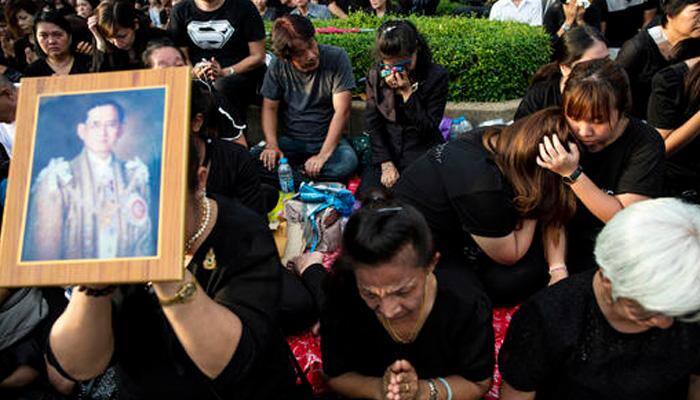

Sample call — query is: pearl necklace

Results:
[185,196,211,254]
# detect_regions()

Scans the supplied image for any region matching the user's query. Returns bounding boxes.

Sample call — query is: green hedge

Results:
[269,14,552,102]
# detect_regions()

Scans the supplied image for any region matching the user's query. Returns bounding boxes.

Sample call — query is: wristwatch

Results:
[563,165,583,185]
[158,280,197,306]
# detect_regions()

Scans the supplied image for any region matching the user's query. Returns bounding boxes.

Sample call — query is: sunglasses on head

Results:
[379,59,411,78]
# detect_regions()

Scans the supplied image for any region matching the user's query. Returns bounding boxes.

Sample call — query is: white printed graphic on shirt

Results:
[186,20,235,49]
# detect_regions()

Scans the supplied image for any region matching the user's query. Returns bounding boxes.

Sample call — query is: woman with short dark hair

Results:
[320,195,493,400]
[24,11,90,76]
[537,58,665,273]
[359,20,448,194]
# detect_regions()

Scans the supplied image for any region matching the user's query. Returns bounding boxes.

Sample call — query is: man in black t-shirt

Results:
[167,0,266,132]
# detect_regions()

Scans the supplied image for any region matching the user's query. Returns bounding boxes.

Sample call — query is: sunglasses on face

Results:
[379,59,411,78]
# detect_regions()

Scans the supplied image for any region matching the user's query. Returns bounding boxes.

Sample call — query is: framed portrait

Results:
[0,67,191,287]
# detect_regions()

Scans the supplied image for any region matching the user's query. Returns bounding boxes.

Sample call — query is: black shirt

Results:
[366,62,448,169]
[395,130,518,261]
[567,116,664,272]
[616,28,671,119]
[23,54,91,77]
[647,61,700,192]
[321,273,494,383]
[92,27,170,72]
[205,138,265,215]
[513,76,562,120]
[168,0,265,68]
[500,269,700,400]
[112,195,297,399]
[600,0,658,48]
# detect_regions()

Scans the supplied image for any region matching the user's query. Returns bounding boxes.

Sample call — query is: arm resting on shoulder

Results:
[471,219,537,266]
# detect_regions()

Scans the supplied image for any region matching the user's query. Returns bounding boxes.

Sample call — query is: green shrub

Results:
[269,14,551,102]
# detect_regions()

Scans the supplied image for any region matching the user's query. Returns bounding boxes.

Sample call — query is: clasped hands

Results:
[382,359,424,400]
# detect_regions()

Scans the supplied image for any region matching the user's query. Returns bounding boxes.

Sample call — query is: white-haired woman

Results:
[498,197,700,400]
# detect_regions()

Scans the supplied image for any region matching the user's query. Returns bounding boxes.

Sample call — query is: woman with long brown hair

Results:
[395,108,576,306]
[538,58,665,273]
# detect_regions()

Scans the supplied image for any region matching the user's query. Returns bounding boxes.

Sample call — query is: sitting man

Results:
[24,100,154,261]
[257,15,358,184]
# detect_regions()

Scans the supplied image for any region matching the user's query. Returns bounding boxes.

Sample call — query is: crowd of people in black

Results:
[0,0,700,398]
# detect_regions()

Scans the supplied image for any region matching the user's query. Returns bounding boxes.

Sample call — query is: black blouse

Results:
[321,272,494,383]
[365,62,448,170]
[513,75,562,120]
[111,195,298,399]
[567,116,664,272]
[395,129,518,261]
[500,269,700,400]
[646,61,700,194]
[205,138,265,215]
[617,28,672,119]
[23,54,91,77]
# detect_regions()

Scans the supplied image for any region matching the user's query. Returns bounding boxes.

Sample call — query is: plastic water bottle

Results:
[278,157,295,193]
[449,116,473,140]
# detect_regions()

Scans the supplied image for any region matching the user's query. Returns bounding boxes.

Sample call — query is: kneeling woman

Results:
[395,109,576,306]
[359,20,448,194]
[321,197,493,399]
[46,140,299,399]
[500,198,700,400]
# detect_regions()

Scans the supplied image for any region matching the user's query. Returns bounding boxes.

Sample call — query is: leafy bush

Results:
[273,14,551,102]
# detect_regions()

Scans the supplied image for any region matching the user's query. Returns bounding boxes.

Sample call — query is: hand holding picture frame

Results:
[0,67,191,287]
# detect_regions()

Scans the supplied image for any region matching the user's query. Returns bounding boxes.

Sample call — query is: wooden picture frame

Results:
[0,67,191,287]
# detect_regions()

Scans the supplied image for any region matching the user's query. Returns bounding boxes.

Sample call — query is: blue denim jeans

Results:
[277,136,358,180]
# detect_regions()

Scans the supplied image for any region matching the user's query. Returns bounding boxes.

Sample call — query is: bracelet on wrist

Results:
[437,377,453,400]
[427,379,439,400]
[158,280,197,307]
[549,265,568,274]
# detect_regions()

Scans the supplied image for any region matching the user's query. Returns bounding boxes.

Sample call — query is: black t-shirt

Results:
[205,138,265,215]
[395,129,518,260]
[23,54,91,77]
[168,0,265,68]
[513,76,562,120]
[567,116,664,272]
[321,274,494,382]
[616,28,671,119]
[600,0,658,47]
[112,195,298,400]
[500,269,700,400]
[646,61,700,192]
